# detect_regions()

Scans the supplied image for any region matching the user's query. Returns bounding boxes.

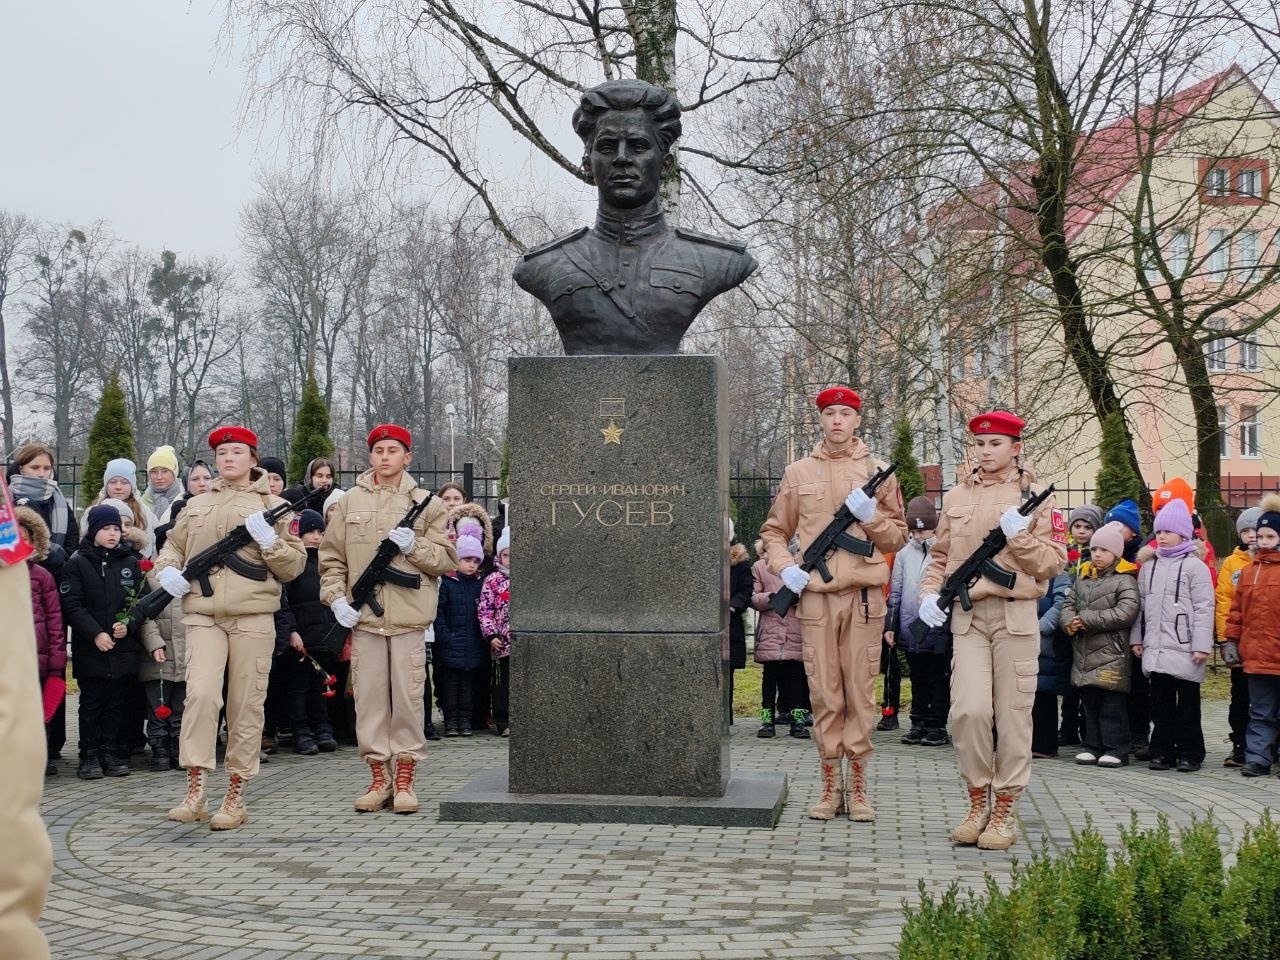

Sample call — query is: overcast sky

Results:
[0,1,266,260]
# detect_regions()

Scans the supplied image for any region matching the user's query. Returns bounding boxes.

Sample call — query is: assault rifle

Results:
[769,460,900,616]
[908,484,1056,644]
[127,483,329,625]
[318,492,434,654]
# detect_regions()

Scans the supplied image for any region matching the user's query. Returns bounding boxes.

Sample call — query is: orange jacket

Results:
[1225,550,1280,676]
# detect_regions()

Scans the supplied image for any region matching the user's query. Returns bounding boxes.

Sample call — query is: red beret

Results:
[968,411,1025,438]
[208,425,258,450]
[367,424,412,450]
[815,387,861,411]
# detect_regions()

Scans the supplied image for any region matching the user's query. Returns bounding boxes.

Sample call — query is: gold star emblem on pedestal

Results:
[601,419,625,445]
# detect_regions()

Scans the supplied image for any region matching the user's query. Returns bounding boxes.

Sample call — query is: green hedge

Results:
[900,813,1280,960]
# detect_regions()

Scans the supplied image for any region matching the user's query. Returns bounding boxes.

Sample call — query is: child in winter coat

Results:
[1224,495,1280,777]
[1031,569,1071,758]
[728,530,753,720]
[1059,504,1103,747]
[1217,506,1260,767]
[1130,499,1214,772]
[278,509,339,756]
[88,458,158,559]
[16,507,66,776]
[433,533,488,736]
[1063,522,1140,767]
[62,506,158,779]
[1104,497,1151,755]
[752,539,808,739]
[479,528,511,737]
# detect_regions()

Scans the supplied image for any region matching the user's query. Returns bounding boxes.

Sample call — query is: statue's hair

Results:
[572,80,682,153]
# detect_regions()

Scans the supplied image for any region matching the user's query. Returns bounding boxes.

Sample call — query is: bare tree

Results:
[0,211,36,446]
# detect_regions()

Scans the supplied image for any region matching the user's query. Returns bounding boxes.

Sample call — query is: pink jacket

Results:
[478,568,511,659]
[31,562,66,682]
[750,559,803,662]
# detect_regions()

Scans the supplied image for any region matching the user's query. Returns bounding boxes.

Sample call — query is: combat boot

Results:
[354,759,394,812]
[167,768,209,823]
[950,785,989,845]
[977,791,1019,851]
[845,757,875,822]
[210,774,248,831]
[392,754,419,814]
[807,759,844,820]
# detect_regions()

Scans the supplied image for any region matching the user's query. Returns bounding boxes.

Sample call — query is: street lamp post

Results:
[445,403,457,477]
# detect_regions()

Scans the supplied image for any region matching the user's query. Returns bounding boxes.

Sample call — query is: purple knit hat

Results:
[456,534,484,561]
[1153,498,1193,539]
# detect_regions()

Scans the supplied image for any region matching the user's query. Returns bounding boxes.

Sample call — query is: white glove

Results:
[845,488,876,523]
[918,594,947,628]
[1000,506,1032,537]
[781,564,810,594]
[158,566,191,599]
[388,526,416,554]
[331,597,361,628]
[245,511,279,549]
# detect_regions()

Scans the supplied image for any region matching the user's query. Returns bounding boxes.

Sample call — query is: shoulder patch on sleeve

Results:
[1051,508,1068,545]
[675,226,748,253]
[522,226,588,260]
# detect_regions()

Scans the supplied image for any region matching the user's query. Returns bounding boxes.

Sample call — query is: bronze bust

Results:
[513,80,757,355]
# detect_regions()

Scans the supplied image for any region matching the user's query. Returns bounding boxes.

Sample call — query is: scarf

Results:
[1156,539,1198,560]
[9,475,69,546]
[146,480,182,521]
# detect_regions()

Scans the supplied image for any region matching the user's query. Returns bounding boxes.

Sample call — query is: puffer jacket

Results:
[728,543,752,670]
[1225,550,1280,676]
[887,536,948,654]
[155,468,306,618]
[320,470,458,635]
[1216,546,1253,642]
[16,507,66,682]
[761,438,907,595]
[750,558,803,662]
[62,540,145,680]
[1037,572,1071,694]
[433,571,487,670]
[478,568,511,659]
[1067,561,1139,691]
[140,565,189,683]
[280,547,338,654]
[1130,543,1215,682]
[920,465,1067,637]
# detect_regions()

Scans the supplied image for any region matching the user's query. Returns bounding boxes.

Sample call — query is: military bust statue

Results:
[513,80,757,355]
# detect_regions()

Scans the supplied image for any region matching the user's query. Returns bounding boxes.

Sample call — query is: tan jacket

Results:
[319,470,458,635]
[154,469,306,619]
[919,465,1067,636]
[760,438,907,593]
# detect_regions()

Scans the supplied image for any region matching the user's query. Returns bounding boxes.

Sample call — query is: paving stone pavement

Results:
[40,700,1280,960]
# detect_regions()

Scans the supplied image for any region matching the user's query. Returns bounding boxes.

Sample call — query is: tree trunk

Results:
[1173,333,1232,554]
[0,302,15,446]
[620,0,681,217]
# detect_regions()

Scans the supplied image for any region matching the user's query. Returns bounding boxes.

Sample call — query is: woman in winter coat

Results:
[1063,522,1140,766]
[1031,570,1071,758]
[16,507,66,776]
[751,539,807,738]
[8,442,78,579]
[1130,499,1214,772]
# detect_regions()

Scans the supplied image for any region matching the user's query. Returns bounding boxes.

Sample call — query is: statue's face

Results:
[588,108,667,209]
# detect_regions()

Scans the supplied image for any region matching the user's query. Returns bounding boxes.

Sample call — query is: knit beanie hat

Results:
[1257,495,1280,538]
[85,504,122,542]
[496,527,511,554]
[1153,477,1194,516]
[1237,507,1263,535]
[1152,498,1193,539]
[323,488,346,516]
[1067,504,1103,533]
[147,445,179,474]
[103,458,136,495]
[99,498,132,525]
[905,496,938,532]
[456,517,484,542]
[297,509,325,538]
[260,457,287,482]
[1089,521,1126,560]
[1103,499,1141,536]
[456,534,484,561]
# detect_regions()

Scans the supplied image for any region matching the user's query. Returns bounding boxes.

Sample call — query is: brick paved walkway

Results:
[41,701,1278,960]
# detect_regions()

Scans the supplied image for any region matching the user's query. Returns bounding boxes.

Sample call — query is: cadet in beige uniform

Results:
[155,426,306,830]
[0,474,52,959]
[761,387,907,821]
[917,411,1066,850]
[320,424,457,814]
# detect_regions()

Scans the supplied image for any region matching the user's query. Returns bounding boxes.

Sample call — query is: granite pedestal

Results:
[439,355,787,827]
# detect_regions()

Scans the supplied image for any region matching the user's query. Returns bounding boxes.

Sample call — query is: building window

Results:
[1206,167,1230,196]
[1219,406,1230,458]
[1240,406,1261,458]
[1206,320,1230,371]
[1207,228,1230,281]
[1237,230,1260,283]
[1240,168,1262,198]
[1169,230,1192,276]
[1241,330,1260,371]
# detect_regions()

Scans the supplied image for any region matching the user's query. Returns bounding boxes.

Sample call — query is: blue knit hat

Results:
[85,504,123,543]
[1103,499,1140,537]
[103,458,137,496]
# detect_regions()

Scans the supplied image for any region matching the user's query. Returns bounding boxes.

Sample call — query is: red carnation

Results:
[155,704,172,720]
[324,674,337,687]
[322,689,336,698]
[500,590,511,603]
[139,559,154,572]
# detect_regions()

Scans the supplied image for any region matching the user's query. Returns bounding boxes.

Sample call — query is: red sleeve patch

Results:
[1050,508,1068,545]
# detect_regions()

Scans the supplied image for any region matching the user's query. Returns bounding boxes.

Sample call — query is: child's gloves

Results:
[1221,641,1241,666]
